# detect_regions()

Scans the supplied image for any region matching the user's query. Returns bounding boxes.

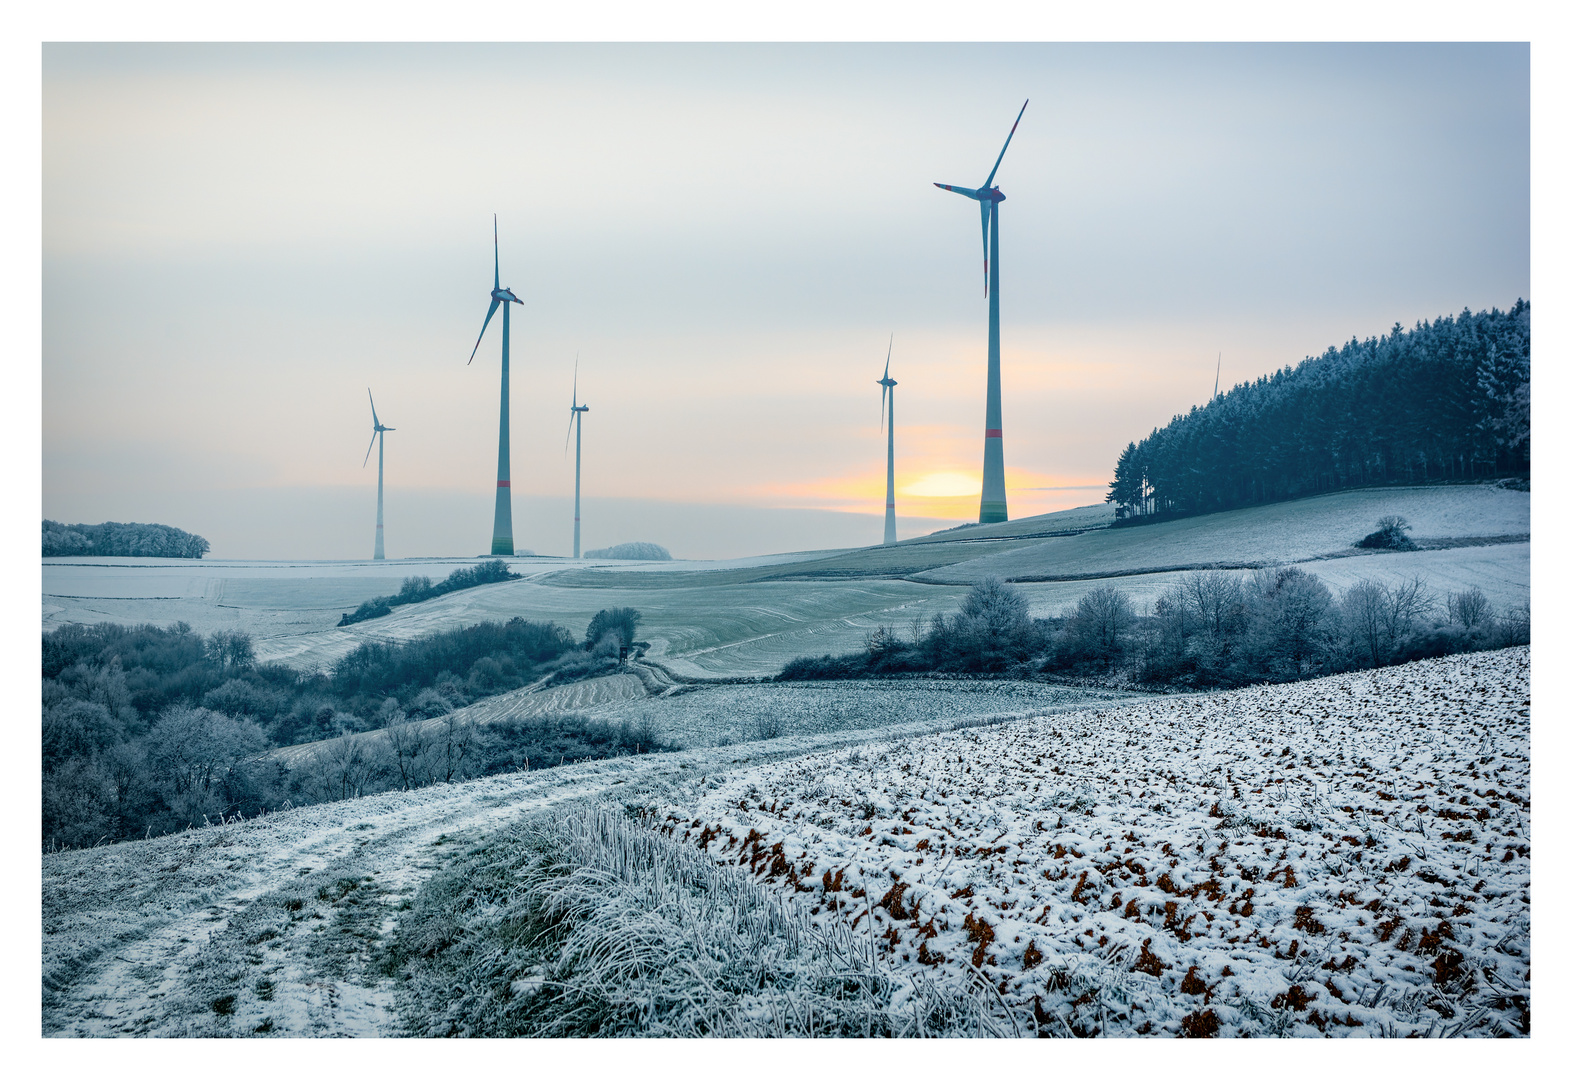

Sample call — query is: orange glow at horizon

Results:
[756,464,1107,523]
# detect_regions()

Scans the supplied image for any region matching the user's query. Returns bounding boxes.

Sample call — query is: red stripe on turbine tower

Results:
[497,480,511,487]
[985,429,1003,438]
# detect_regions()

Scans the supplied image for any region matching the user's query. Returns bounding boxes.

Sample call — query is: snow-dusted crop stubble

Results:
[656,648,1530,1037]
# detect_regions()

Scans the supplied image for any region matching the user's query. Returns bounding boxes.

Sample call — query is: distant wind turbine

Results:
[1213,352,1222,402]
[362,389,394,560]
[877,335,898,545]
[466,215,526,556]
[935,99,1028,525]
[565,356,589,559]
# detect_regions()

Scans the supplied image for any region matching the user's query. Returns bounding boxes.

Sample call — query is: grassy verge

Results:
[389,804,1016,1037]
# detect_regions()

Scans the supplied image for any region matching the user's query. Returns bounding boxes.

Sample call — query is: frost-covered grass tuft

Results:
[392,804,1013,1037]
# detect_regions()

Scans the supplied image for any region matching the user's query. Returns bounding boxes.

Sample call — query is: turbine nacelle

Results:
[878,334,896,430]
[934,99,1027,298]
[566,356,589,452]
[933,183,1006,204]
[468,216,525,364]
[365,388,394,465]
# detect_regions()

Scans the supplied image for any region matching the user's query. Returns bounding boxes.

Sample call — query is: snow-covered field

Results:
[274,668,1146,768]
[43,484,1530,680]
[655,648,1531,1037]
[913,485,1528,585]
[38,484,1534,1038]
[42,648,1531,1037]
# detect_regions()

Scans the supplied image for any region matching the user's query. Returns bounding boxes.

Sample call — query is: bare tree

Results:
[440,714,477,782]
[1150,585,1195,662]
[387,718,438,790]
[320,735,388,801]
[1186,570,1245,645]
[1446,587,1495,630]
[1069,585,1136,662]
[144,705,267,826]
[1341,580,1391,666]
[1383,576,1435,644]
[956,577,1033,667]
[1247,567,1334,675]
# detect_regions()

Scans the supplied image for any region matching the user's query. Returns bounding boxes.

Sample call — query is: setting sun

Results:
[902,471,981,497]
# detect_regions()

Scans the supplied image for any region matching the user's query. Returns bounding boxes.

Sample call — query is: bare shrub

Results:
[1068,585,1135,655]
[1447,587,1495,631]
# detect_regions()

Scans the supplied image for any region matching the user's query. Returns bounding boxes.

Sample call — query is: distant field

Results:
[275,672,1146,769]
[43,483,1529,679]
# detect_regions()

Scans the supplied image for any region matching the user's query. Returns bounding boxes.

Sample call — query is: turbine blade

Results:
[934,182,982,200]
[467,298,502,364]
[493,214,500,291]
[572,353,579,408]
[363,429,378,468]
[882,333,892,382]
[565,409,576,456]
[881,381,887,432]
[368,387,379,428]
[980,202,990,296]
[982,99,1029,189]
[1214,352,1221,401]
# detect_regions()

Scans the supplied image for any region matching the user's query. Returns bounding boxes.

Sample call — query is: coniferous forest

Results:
[1105,301,1529,521]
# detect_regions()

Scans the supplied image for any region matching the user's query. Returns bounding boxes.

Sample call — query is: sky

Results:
[40,42,1530,560]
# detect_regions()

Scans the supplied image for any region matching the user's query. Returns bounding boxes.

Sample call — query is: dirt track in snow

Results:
[41,712,1025,1037]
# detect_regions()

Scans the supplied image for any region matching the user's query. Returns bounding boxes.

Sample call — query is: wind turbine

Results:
[466,214,526,556]
[565,356,589,559]
[363,389,394,560]
[1213,352,1222,402]
[877,335,898,545]
[935,99,1028,525]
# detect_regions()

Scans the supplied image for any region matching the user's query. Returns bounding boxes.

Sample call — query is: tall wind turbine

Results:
[466,215,526,556]
[935,99,1028,525]
[877,335,898,545]
[565,357,589,559]
[363,389,394,560]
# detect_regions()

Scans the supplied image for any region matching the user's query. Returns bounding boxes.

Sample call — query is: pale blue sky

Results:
[42,43,1529,558]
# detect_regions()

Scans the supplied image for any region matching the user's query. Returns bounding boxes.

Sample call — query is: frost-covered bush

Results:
[201,677,283,722]
[585,606,642,649]
[337,559,522,626]
[584,541,672,560]
[1446,586,1495,630]
[1355,515,1418,551]
[780,566,1520,692]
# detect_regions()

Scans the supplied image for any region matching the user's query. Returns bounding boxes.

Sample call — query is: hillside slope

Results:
[43,483,1527,679]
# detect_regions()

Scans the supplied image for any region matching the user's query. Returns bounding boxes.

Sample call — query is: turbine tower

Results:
[466,215,526,556]
[565,357,589,559]
[877,335,898,545]
[363,389,394,560]
[935,99,1028,525]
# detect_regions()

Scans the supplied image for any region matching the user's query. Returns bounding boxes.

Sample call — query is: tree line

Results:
[779,569,1527,687]
[338,559,522,625]
[1106,301,1529,521]
[43,520,211,559]
[42,606,649,848]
